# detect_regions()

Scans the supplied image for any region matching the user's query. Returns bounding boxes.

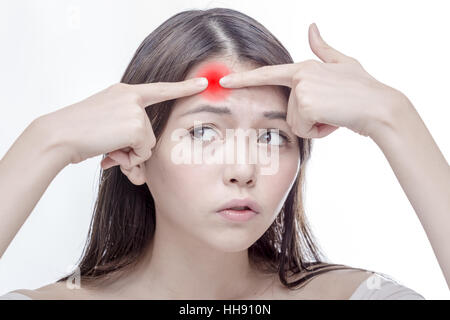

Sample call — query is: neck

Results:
[122,217,275,299]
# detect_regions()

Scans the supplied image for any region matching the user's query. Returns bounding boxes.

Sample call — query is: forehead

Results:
[174,58,287,112]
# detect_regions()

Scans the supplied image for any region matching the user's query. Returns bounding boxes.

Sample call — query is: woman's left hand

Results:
[219,23,408,139]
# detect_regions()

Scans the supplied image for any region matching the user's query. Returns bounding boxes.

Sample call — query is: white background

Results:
[0,0,449,299]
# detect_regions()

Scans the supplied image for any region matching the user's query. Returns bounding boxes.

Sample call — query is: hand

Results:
[40,78,208,177]
[219,23,405,139]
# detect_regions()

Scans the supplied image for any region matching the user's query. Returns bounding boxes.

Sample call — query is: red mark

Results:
[195,62,231,102]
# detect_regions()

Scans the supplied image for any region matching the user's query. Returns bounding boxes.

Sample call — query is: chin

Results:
[205,233,259,253]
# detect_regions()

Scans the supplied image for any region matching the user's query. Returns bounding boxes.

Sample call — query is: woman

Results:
[0,8,448,300]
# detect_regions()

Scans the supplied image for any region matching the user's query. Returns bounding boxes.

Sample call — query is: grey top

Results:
[0,272,425,300]
[0,292,33,300]
[348,272,425,300]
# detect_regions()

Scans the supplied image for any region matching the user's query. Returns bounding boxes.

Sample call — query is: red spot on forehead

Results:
[195,62,231,102]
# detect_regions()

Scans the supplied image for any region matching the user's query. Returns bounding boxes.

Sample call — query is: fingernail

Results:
[196,77,208,87]
[219,76,229,86]
[312,23,321,38]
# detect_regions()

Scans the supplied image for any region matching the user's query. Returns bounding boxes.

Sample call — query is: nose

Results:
[222,133,257,188]
[224,164,257,188]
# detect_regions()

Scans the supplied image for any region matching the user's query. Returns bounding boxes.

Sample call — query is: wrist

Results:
[368,89,415,146]
[31,114,74,168]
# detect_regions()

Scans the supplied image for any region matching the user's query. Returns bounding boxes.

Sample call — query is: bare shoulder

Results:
[275,268,375,300]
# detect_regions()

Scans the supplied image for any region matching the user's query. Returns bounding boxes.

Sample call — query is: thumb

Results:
[308,23,354,64]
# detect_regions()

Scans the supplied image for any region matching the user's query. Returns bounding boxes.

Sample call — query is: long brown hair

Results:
[57,7,369,292]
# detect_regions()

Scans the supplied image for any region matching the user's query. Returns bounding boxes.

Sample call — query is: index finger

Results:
[218,63,300,89]
[129,77,208,107]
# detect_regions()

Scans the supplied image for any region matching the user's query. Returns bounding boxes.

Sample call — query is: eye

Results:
[259,129,291,146]
[188,125,220,142]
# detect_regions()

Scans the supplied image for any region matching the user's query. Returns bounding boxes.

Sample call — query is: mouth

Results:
[217,198,261,214]
[215,198,261,222]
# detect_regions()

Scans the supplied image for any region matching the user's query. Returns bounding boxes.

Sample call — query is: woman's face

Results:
[144,57,300,252]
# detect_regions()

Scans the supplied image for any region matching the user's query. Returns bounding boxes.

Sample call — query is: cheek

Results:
[166,164,213,198]
[145,143,217,212]
[264,152,300,213]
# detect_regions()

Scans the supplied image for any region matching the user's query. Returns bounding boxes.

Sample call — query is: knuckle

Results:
[305,59,319,65]
[128,121,145,146]
[295,80,308,95]
[292,72,303,85]
[111,82,130,92]
[297,93,311,107]
[292,60,317,84]
[145,146,153,159]
[132,117,146,133]
[105,83,132,99]
[129,156,140,168]
[140,143,152,160]
[126,91,144,106]
[155,83,169,97]
[70,152,83,165]
[302,106,318,122]
[130,105,146,122]
[295,59,316,69]
[302,59,319,70]
[349,56,360,64]
[132,147,152,167]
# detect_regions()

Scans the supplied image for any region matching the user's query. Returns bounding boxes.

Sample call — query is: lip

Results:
[216,198,261,223]
[216,198,261,214]
[216,209,257,222]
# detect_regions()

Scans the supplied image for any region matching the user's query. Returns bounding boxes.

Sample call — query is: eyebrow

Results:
[177,104,287,121]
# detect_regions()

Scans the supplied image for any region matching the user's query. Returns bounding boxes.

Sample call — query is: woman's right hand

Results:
[38,77,208,172]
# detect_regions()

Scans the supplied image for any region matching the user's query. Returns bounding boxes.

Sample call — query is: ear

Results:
[120,163,147,186]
